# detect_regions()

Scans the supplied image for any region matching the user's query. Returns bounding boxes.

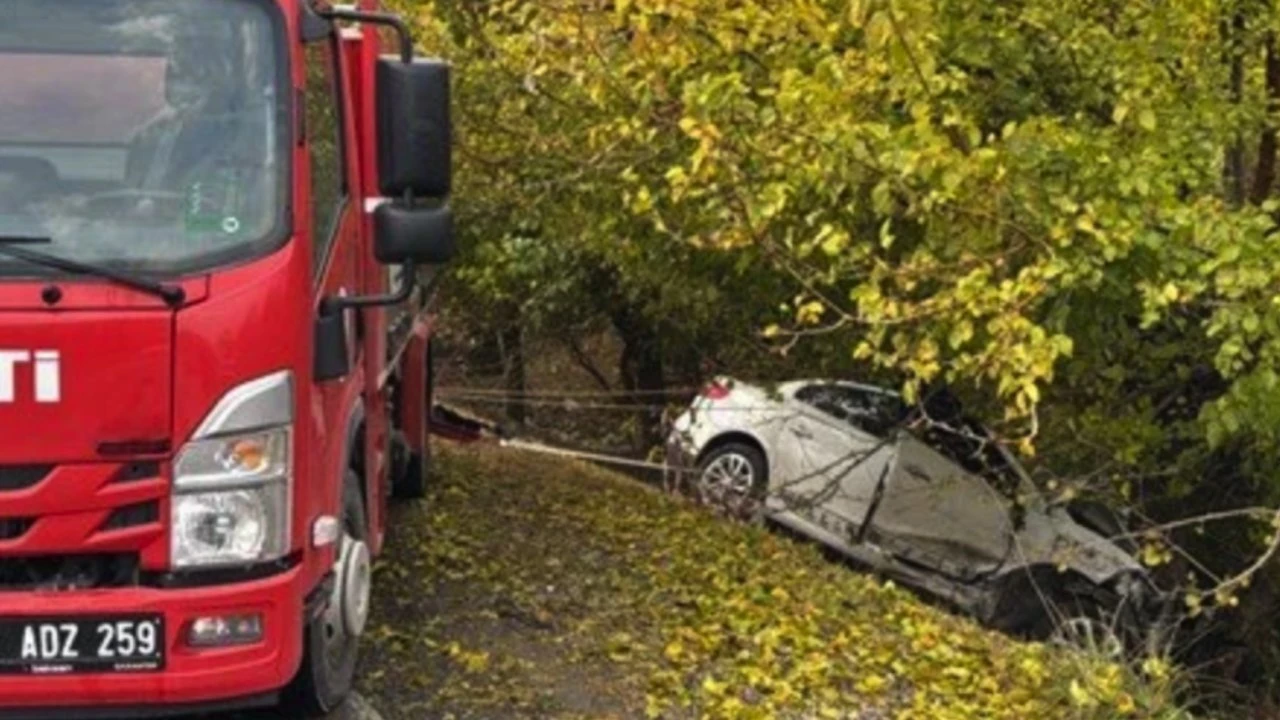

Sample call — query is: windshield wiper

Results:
[0,236,186,307]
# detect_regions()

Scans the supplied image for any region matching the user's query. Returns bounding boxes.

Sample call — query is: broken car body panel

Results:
[669,378,1153,631]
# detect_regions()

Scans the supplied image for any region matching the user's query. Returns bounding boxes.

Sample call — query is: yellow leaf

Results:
[848,0,869,26]
[701,675,728,697]
[1138,108,1157,131]
[1141,657,1170,681]
[663,640,684,662]
[1068,679,1097,708]
[797,300,826,325]
[865,11,893,49]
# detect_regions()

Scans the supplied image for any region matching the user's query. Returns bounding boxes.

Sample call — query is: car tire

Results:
[282,473,369,717]
[696,442,768,522]
[1045,594,1129,658]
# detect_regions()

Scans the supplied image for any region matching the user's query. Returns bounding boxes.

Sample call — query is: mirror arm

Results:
[321,261,418,316]
[316,7,414,63]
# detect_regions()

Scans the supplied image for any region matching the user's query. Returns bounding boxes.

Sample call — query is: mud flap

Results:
[428,403,503,443]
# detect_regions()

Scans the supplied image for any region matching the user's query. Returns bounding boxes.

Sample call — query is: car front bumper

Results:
[0,565,305,716]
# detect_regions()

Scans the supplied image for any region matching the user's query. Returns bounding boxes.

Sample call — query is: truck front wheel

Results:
[284,472,370,716]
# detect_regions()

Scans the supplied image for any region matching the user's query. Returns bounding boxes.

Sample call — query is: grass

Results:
[357,441,1195,719]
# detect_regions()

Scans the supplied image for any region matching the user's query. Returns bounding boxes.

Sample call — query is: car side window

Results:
[916,419,1028,503]
[796,384,906,437]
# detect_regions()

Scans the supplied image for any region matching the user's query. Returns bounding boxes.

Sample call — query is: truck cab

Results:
[0,0,453,716]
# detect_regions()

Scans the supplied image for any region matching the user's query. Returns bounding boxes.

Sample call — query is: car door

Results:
[771,384,900,540]
[864,433,1013,581]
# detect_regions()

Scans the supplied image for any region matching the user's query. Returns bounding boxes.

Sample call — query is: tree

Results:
[401,0,1280,699]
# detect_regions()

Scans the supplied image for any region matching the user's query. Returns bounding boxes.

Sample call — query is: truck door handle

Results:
[790,427,814,440]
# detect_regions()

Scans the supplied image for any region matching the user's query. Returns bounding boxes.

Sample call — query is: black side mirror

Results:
[374,203,455,265]
[314,309,350,382]
[373,57,455,268]
[312,6,454,383]
[378,59,451,198]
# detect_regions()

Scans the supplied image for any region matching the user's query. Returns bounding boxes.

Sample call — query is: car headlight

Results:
[172,372,293,570]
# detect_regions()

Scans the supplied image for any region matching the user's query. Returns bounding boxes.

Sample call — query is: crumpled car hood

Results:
[1010,505,1144,584]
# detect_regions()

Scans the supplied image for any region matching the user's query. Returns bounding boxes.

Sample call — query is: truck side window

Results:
[305,38,347,275]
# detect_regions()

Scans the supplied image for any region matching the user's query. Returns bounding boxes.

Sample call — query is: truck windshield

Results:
[0,0,287,276]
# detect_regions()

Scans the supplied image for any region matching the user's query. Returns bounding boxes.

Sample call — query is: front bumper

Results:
[0,564,305,715]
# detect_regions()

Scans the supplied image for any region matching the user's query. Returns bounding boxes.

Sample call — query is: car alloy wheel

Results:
[1049,615,1125,659]
[698,447,764,522]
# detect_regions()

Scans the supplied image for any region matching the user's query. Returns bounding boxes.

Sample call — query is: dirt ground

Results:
[353,443,651,720]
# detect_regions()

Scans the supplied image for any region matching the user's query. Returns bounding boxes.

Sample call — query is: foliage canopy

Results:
[398,0,1280,689]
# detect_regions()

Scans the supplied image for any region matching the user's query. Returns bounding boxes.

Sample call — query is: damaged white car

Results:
[667,378,1163,653]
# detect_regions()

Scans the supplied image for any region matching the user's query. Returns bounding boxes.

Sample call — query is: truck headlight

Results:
[173,482,289,567]
[172,372,293,570]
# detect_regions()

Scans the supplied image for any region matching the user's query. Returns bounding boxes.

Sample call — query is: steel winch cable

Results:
[498,438,680,474]
[436,386,705,399]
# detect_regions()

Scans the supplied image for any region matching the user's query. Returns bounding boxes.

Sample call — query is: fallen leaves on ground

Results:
[358,443,1189,719]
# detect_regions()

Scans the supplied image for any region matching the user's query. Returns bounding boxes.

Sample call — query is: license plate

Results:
[0,615,164,675]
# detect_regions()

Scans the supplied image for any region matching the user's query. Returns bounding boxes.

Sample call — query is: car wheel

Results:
[1044,595,1127,659]
[283,472,370,716]
[697,442,768,522]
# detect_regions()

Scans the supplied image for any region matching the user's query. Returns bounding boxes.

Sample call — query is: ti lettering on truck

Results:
[0,1,455,716]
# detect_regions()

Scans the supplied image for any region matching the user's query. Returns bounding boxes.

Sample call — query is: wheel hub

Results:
[699,452,761,520]
[1051,616,1124,658]
[328,533,372,640]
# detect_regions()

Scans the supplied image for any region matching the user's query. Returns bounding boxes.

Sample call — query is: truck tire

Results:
[394,443,429,500]
[284,472,369,716]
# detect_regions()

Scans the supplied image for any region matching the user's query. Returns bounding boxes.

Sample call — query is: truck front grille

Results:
[0,518,33,541]
[0,462,165,586]
[0,465,51,491]
[0,553,140,592]
[100,501,161,532]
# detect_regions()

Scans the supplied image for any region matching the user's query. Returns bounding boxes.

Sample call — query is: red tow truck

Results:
[0,0,455,715]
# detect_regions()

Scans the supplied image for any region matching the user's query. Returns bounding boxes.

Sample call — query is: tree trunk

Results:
[1253,35,1280,205]
[584,262,668,453]
[562,331,614,391]
[497,326,527,425]
[613,308,666,453]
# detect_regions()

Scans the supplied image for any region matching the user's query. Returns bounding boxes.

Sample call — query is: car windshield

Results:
[0,0,287,275]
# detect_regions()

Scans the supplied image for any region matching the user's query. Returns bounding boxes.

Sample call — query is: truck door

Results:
[865,434,1013,581]
[774,384,900,539]
[305,26,366,533]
